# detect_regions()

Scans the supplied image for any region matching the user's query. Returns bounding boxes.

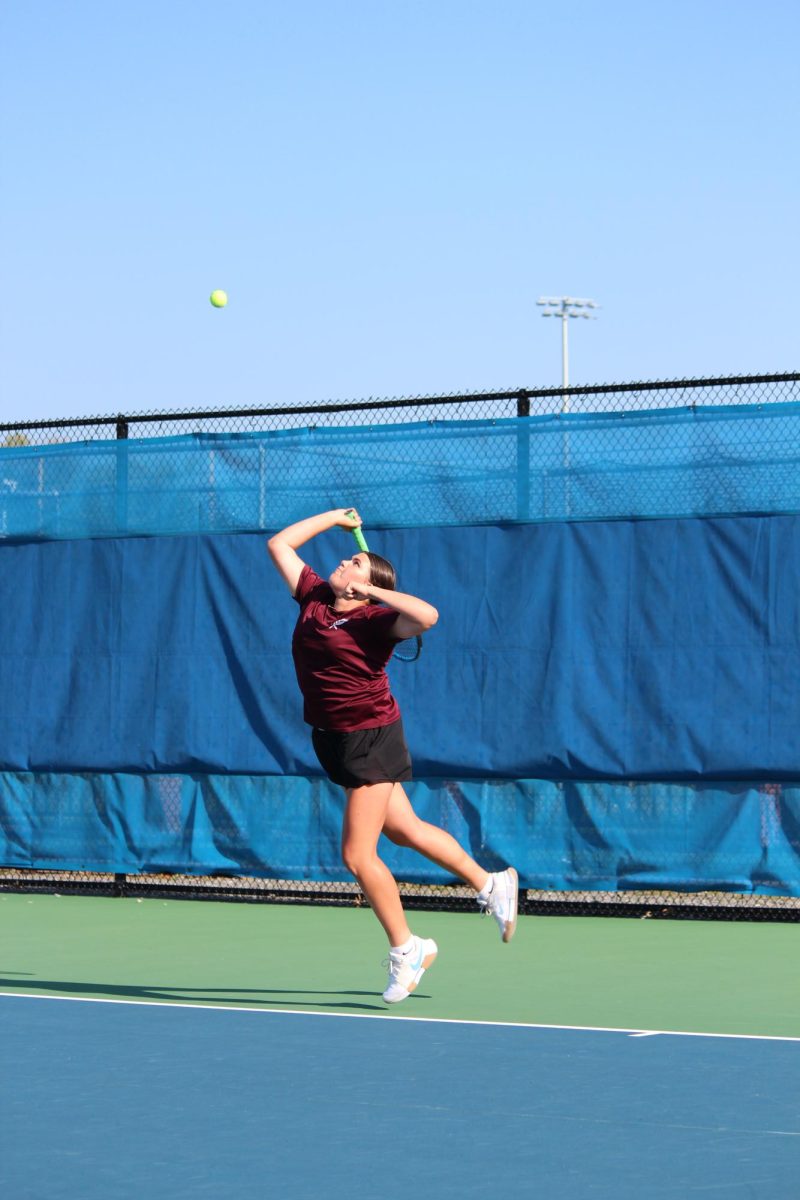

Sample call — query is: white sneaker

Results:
[478,868,519,943]
[382,936,438,1004]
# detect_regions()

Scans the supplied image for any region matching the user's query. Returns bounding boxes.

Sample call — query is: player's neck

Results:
[330,597,368,614]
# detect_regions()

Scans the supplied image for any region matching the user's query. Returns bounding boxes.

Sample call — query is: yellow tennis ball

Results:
[209,289,228,308]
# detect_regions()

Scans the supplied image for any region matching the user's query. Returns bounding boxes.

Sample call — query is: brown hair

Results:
[365,552,396,591]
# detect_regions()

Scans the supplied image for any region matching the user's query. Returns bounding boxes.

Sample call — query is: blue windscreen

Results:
[1,771,797,895]
[0,518,797,780]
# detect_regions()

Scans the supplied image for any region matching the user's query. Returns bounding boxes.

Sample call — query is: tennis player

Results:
[267,507,518,1004]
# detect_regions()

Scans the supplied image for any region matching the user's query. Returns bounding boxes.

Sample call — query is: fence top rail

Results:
[2,371,798,435]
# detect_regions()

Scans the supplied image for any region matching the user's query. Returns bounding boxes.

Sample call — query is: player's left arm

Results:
[347,581,438,639]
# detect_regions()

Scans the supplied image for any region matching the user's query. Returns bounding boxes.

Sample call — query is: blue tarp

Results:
[2,401,800,541]
[1,772,797,894]
[0,519,798,780]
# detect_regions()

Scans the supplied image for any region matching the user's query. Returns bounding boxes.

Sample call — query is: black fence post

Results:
[115,414,128,532]
[516,390,530,521]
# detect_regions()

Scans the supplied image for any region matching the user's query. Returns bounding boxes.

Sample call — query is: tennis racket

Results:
[344,510,422,663]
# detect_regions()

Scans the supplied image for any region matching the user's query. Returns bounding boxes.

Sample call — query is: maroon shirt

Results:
[292,565,402,731]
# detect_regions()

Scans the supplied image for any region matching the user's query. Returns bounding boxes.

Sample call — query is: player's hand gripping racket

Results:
[344,510,422,663]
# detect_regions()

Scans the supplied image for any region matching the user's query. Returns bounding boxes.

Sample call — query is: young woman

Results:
[267,507,518,1004]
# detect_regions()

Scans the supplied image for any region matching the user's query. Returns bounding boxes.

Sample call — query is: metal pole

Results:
[561,316,571,513]
[516,389,530,521]
[537,296,598,406]
[115,413,129,534]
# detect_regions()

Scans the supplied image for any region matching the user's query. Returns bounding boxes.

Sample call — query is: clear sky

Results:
[1,0,798,424]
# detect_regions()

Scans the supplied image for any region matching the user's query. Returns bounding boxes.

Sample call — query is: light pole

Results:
[537,296,599,408]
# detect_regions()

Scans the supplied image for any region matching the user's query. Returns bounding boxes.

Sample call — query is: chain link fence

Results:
[2,372,799,445]
[2,372,799,543]
[3,866,799,921]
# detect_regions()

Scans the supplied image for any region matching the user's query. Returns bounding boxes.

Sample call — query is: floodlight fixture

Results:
[537,295,600,399]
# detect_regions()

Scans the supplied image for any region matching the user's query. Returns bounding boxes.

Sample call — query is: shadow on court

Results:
[0,975,430,1011]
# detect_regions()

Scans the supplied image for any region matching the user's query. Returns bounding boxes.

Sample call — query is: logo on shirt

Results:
[330,617,351,629]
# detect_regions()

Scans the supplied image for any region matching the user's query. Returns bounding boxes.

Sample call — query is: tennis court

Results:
[2,893,798,1199]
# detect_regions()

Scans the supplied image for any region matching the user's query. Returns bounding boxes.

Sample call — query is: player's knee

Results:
[341,843,370,876]
[341,846,358,875]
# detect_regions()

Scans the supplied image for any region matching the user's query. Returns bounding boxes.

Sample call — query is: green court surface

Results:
[1,892,798,1038]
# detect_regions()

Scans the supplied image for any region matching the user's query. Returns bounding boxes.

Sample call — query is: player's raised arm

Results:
[266,508,363,595]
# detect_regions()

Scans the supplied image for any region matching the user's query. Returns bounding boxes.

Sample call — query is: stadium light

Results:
[537,296,600,405]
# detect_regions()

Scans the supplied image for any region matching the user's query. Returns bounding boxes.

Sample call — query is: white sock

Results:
[477,876,494,900]
[391,935,415,956]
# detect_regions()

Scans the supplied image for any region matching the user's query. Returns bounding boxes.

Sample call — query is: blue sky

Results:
[1,0,798,423]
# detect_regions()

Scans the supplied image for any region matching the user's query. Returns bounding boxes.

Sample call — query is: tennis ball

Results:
[209,289,228,308]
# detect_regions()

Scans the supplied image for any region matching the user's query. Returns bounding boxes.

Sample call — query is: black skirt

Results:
[311,717,412,788]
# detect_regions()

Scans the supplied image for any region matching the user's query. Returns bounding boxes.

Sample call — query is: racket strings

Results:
[392,635,423,663]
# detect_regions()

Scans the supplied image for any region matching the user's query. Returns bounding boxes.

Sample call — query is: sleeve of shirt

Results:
[365,604,402,639]
[294,564,329,608]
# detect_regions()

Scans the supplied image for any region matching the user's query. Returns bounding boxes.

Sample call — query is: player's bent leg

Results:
[384,786,519,943]
[382,784,489,892]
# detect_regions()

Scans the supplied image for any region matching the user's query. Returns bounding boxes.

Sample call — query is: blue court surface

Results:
[1,994,798,1199]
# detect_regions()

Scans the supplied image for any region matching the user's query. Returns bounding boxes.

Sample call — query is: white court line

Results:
[1,990,799,1043]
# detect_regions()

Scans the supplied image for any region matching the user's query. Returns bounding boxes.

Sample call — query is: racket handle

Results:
[344,510,369,553]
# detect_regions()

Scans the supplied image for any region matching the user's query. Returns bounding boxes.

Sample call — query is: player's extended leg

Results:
[341,781,412,946]
[343,781,438,1003]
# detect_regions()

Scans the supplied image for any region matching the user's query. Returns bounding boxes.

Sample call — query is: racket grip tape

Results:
[344,510,369,553]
